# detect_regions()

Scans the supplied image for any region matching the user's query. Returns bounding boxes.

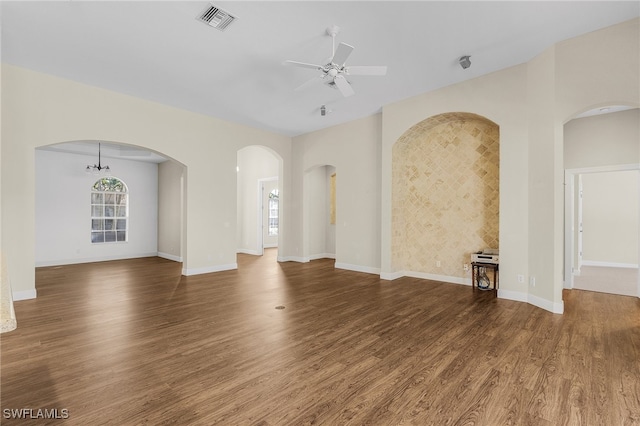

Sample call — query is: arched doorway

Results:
[563,106,640,297]
[34,140,186,267]
[236,145,283,258]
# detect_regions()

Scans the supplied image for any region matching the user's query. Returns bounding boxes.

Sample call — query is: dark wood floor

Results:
[1,249,639,425]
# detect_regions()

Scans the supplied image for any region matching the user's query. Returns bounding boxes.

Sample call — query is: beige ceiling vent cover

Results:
[196,4,237,31]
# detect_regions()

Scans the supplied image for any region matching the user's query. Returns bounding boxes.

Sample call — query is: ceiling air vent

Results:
[196,4,237,31]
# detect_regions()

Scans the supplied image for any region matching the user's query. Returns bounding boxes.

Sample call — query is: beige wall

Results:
[564,109,640,169]
[581,171,639,266]
[292,114,381,272]
[1,65,292,297]
[158,160,184,261]
[381,18,639,313]
[2,18,638,312]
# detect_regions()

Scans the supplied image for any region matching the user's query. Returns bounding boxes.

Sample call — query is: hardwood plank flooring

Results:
[1,249,639,425]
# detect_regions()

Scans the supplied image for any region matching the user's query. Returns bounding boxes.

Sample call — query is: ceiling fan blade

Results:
[284,60,323,71]
[345,65,387,76]
[333,75,355,97]
[331,42,354,67]
[295,75,325,91]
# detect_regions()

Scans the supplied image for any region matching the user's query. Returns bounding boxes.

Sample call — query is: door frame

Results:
[257,176,278,255]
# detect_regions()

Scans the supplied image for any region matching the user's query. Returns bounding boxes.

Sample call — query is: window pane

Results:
[268,194,279,238]
[104,219,115,230]
[104,231,116,242]
[92,205,103,217]
[91,232,105,243]
[116,219,126,230]
[104,193,116,204]
[116,231,127,242]
[116,194,127,206]
[91,193,103,203]
[105,206,115,217]
[91,219,104,231]
[116,206,126,217]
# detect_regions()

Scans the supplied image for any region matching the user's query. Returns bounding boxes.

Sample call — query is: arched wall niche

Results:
[302,163,337,262]
[391,112,500,279]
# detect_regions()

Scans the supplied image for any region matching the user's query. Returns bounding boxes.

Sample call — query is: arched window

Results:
[91,177,128,243]
[268,189,279,236]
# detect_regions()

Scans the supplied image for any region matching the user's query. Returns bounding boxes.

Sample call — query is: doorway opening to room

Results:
[563,106,640,298]
[260,177,279,253]
[34,140,185,269]
[564,166,639,297]
[236,145,283,259]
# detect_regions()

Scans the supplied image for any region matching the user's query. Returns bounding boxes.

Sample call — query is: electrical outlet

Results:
[517,274,524,283]
[530,276,536,287]
[436,260,441,267]
[463,264,469,272]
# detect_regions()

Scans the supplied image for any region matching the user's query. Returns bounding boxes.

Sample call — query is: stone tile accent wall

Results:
[392,112,499,278]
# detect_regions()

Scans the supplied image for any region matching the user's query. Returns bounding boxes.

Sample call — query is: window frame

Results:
[90,177,129,244]
[268,189,279,237]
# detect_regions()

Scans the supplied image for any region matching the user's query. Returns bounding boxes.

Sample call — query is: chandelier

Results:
[85,143,111,176]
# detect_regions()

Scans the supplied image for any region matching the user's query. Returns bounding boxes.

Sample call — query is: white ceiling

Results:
[2,1,639,139]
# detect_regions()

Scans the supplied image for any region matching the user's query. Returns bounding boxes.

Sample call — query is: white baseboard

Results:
[379,271,564,315]
[277,256,309,263]
[263,243,278,249]
[157,252,182,262]
[528,293,564,314]
[380,270,472,286]
[380,271,404,280]
[13,289,37,301]
[182,263,237,276]
[335,262,380,275]
[582,260,638,269]
[310,253,336,261]
[404,270,472,286]
[498,289,563,314]
[497,289,528,303]
[237,248,261,256]
[35,252,158,267]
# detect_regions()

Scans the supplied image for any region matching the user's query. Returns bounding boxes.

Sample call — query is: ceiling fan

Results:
[284,25,387,98]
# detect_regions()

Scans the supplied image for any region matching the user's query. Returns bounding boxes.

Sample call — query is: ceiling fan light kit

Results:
[459,55,471,69]
[320,105,333,116]
[285,24,387,98]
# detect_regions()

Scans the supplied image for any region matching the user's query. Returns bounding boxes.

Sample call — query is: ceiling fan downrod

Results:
[326,25,340,58]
